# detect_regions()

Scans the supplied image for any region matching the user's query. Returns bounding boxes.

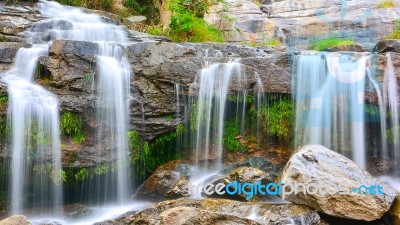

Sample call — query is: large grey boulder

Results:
[278,144,398,221]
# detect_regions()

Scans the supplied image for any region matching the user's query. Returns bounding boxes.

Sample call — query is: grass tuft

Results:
[377,0,396,8]
[308,38,357,51]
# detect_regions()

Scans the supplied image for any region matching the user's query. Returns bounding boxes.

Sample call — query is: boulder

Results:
[0,215,31,225]
[376,39,400,53]
[165,176,190,198]
[278,144,398,221]
[98,198,321,225]
[135,160,190,199]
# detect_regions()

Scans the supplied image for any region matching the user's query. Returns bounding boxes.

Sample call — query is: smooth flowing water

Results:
[294,52,369,169]
[2,44,62,215]
[189,59,245,169]
[37,0,132,204]
[1,0,133,216]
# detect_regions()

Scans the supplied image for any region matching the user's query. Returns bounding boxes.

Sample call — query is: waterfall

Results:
[294,52,369,169]
[2,43,62,214]
[0,0,133,213]
[382,53,400,172]
[96,43,131,203]
[189,58,245,169]
[37,0,132,204]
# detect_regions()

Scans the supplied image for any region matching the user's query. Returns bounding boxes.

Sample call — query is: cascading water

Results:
[189,58,245,169]
[294,52,370,169]
[382,53,400,172]
[36,0,132,204]
[96,43,131,203]
[2,43,62,214]
[0,0,133,215]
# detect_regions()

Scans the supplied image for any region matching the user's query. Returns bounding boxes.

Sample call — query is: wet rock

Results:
[376,39,400,54]
[99,198,321,225]
[391,195,400,225]
[0,42,29,63]
[165,176,190,198]
[0,215,31,225]
[204,166,275,201]
[278,144,398,221]
[135,160,190,199]
[62,203,93,219]
[367,157,394,176]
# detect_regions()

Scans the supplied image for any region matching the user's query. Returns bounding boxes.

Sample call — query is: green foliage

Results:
[227,95,254,104]
[378,0,395,8]
[74,168,88,181]
[223,117,247,152]
[0,35,12,42]
[164,114,174,122]
[0,96,7,113]
[386,19,400,39]
[124,0,159,23]
[263,99,294,144]
[307,38,356,51]
[163,0,224,42]
[130,125,182,178]
[176,123,184,135]
[57,0,83,6]
[33,163,64,185]
[387,127,400,144]
[60,112,85,144]
[57,0,114,12]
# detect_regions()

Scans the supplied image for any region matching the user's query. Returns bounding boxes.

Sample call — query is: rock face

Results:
[278,144,398,221]
[260,0,400,50]
[205,0,275,43]
[0,215,31,225]
[98,198,321,225]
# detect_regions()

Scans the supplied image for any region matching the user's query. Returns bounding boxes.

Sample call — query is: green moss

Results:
[164,114,174,122]
[227,95,254,104]
[387,127,400,145]
[378,0,395,8]
[0,35,12,42]
[60,112,85,144]
[386,19,400,39]
[223,117,247,152]
[263,99,294,145]
[307,38,357,51]
[0,96,7,113]
[130,125,183,178]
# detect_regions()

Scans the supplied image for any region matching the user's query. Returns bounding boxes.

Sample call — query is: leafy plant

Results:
[164,114,174,122]
[307,38,356,51]
[124,0,160,23]
[60,112,85,144]
[223,117,247,152]
[378,0,395,8]
[263,99,294,145]
[165,0,224,42]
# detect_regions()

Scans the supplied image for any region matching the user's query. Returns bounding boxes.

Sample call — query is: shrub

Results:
[166,0,224,42]
[60,112,85,144]
[124,0,159,23]
[378,0,396,8]
[223,117,247,152]
[308,38,356,51]
[263,99,294,145]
